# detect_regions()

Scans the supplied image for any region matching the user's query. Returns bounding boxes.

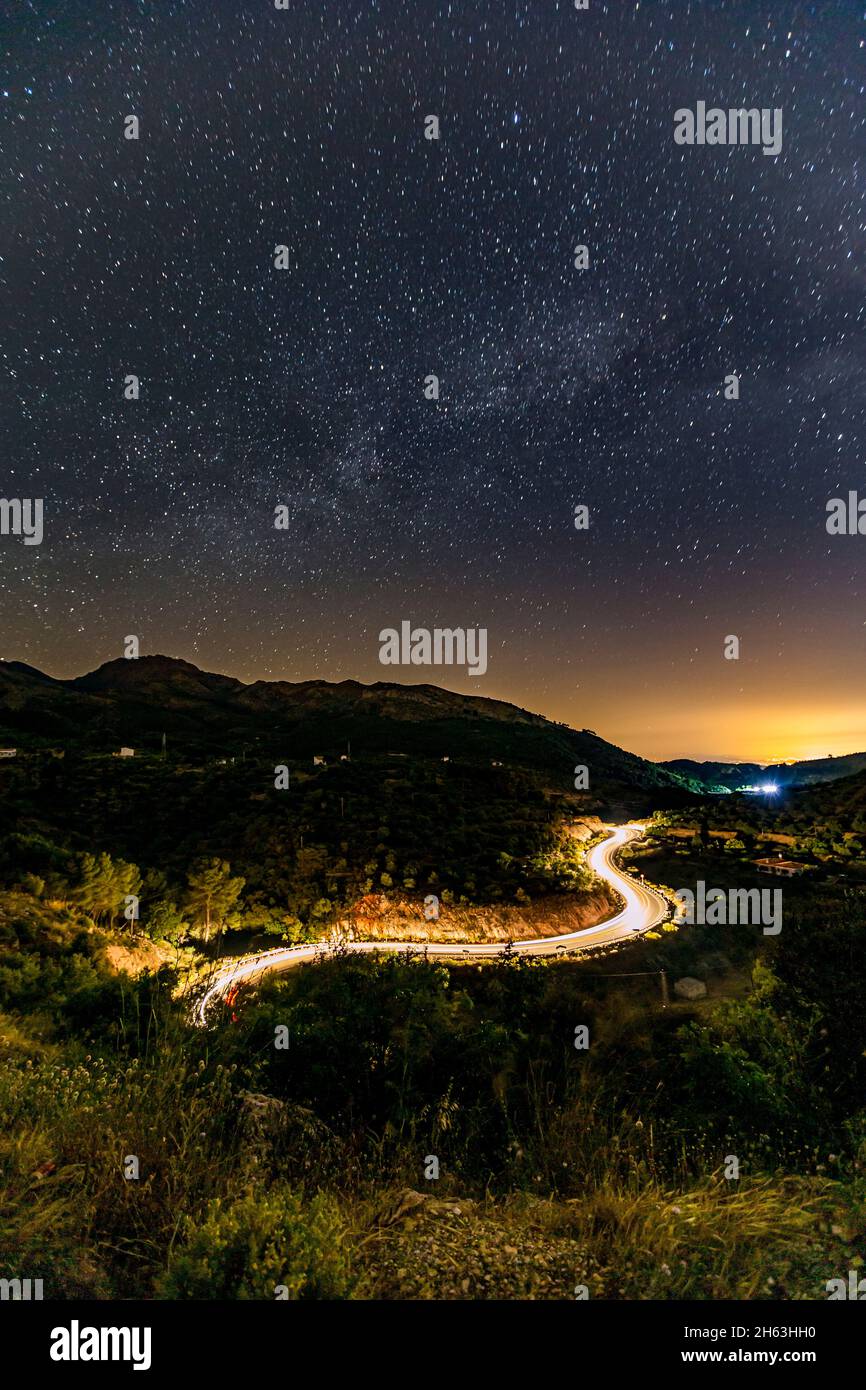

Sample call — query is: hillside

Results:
[0,655,691,807]
[660,751,866,793]
[784,765,866,822]
[658,759,764,793]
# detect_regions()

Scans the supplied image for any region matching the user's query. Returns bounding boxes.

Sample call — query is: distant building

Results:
[116,747,135,758]
[0,748,17,758]
[755,858,808,878]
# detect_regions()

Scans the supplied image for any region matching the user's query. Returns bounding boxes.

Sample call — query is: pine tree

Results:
[184,858,244,943]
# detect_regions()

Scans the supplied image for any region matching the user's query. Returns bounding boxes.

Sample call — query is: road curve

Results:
[193,824,669,1025]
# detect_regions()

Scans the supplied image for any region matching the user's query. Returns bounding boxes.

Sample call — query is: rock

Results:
[237,1091,336,1167]
[426,1198,475,1219]
[673,976,707,1000]
[374,1188,476,1227]
[375,1190,430,1227]
[697,953,731,973]
[239,1091,286,1125]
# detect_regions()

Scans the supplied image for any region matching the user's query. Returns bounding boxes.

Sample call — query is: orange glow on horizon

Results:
[596,709,866,766]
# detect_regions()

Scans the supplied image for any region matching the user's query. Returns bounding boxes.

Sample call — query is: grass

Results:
[1,877,864,1301]
[353,1173,855,1300]
[1,1008,862,1300]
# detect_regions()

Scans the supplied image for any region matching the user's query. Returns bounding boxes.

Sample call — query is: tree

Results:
[145,898,186,944]
[73,851,141,929]
[240,897,301,940]
[295,845,328,881]
[184,858,244,943]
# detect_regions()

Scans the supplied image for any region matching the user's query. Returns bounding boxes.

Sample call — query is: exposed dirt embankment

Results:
[339,886,619,944]
[567,816,608,841]
[99,937,172,976]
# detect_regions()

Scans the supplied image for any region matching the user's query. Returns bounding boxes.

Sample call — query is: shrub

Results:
[157,1188,354,1300]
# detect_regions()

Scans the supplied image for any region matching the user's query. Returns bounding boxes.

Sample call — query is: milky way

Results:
[2,1,864,759]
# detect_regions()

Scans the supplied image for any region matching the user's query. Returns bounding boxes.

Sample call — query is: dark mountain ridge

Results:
[661,752,866,793]
[0,655,691,809]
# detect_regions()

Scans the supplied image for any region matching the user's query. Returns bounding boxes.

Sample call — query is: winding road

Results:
[194,824,669,1025]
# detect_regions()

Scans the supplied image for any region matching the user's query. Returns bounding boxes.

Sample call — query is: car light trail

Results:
[193,824,670,1025]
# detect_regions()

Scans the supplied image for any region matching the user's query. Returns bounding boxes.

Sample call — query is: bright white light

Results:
[761,782,778,794]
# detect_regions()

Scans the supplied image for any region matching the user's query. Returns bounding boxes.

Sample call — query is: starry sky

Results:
[2,0,864,762]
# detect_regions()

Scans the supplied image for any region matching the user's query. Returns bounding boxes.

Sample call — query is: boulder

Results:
[374,1188,476,1227]
[673,976,707,1000]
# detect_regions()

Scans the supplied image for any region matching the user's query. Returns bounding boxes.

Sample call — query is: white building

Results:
[0,748,16,758]
[755,858,808,878]
[117,747,135,758]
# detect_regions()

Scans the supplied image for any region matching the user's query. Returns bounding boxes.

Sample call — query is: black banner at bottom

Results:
[4,1296,859,1377]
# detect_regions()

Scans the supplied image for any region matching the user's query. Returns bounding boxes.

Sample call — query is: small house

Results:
[755,858,808,878]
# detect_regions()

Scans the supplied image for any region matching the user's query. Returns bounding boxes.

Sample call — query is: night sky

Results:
[2,0,864,761]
